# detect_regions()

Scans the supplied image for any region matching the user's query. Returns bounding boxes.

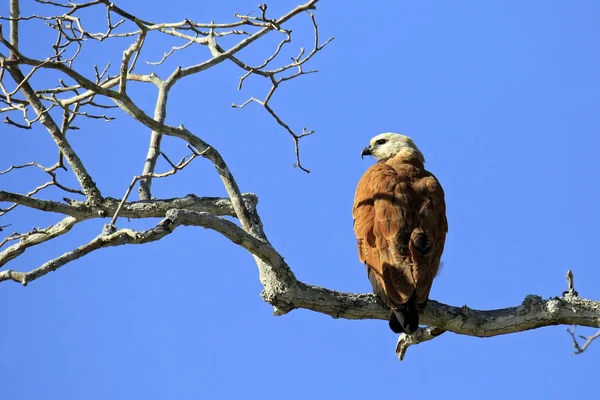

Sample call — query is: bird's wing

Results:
[409,173,448,306]
[353,162,416,307]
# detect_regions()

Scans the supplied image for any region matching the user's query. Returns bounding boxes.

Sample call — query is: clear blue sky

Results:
[2,0,600,399]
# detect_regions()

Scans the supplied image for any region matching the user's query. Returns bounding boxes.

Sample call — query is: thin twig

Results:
[567,326,600,355]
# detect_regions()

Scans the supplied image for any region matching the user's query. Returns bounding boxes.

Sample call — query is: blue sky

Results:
[2,0,600,399]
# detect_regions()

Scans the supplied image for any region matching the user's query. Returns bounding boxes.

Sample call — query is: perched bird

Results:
[353,133,447,334]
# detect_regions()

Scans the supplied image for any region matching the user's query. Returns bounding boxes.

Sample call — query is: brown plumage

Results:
[353,133,447,334]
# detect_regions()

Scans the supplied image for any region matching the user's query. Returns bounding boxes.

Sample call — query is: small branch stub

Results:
[564,269,579,297]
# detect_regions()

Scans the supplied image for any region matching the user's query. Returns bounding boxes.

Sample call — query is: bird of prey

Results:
[353,133,447,334]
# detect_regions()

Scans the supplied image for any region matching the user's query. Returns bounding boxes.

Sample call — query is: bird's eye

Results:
[376,139,387,145]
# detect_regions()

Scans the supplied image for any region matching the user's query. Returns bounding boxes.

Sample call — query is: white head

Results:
[361,132,425,163]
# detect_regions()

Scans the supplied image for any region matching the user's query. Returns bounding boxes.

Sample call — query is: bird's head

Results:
[361,132,425,163]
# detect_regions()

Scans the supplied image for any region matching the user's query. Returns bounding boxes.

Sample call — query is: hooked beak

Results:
[361,146,372,159]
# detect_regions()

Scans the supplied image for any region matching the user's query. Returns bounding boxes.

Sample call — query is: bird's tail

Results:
[389,302,419,335]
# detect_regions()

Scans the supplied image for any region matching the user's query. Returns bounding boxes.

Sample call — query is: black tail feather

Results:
[388,304,419,335]
[388,310,404,333]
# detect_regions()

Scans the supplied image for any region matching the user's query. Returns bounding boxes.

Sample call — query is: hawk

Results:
[353,133,447,334]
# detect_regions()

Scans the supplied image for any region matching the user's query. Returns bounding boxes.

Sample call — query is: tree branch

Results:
[0,208,280,285]
[9,0,19,54]
[0,60,103,203]
[138,84,168,200]
[0,190,257,219]
[0,216,78,268]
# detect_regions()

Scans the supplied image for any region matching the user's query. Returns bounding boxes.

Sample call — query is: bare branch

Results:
[0,220,173,285]
[168,0,319,82]
[119,32,146,94]
[146,39,194,66]
[2,0,326,177]
[294,284,600,335]
[0,216,78,268]
[3,114,32,129]
[0,190,257,220]
[0,57,103,202]
[229,10,332,173]
[0,160,84,217]
[138,84,168,201]
[567,326,600,355]
[0,208,278,286]
[0,171,82,218]
[9,0,20,55]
